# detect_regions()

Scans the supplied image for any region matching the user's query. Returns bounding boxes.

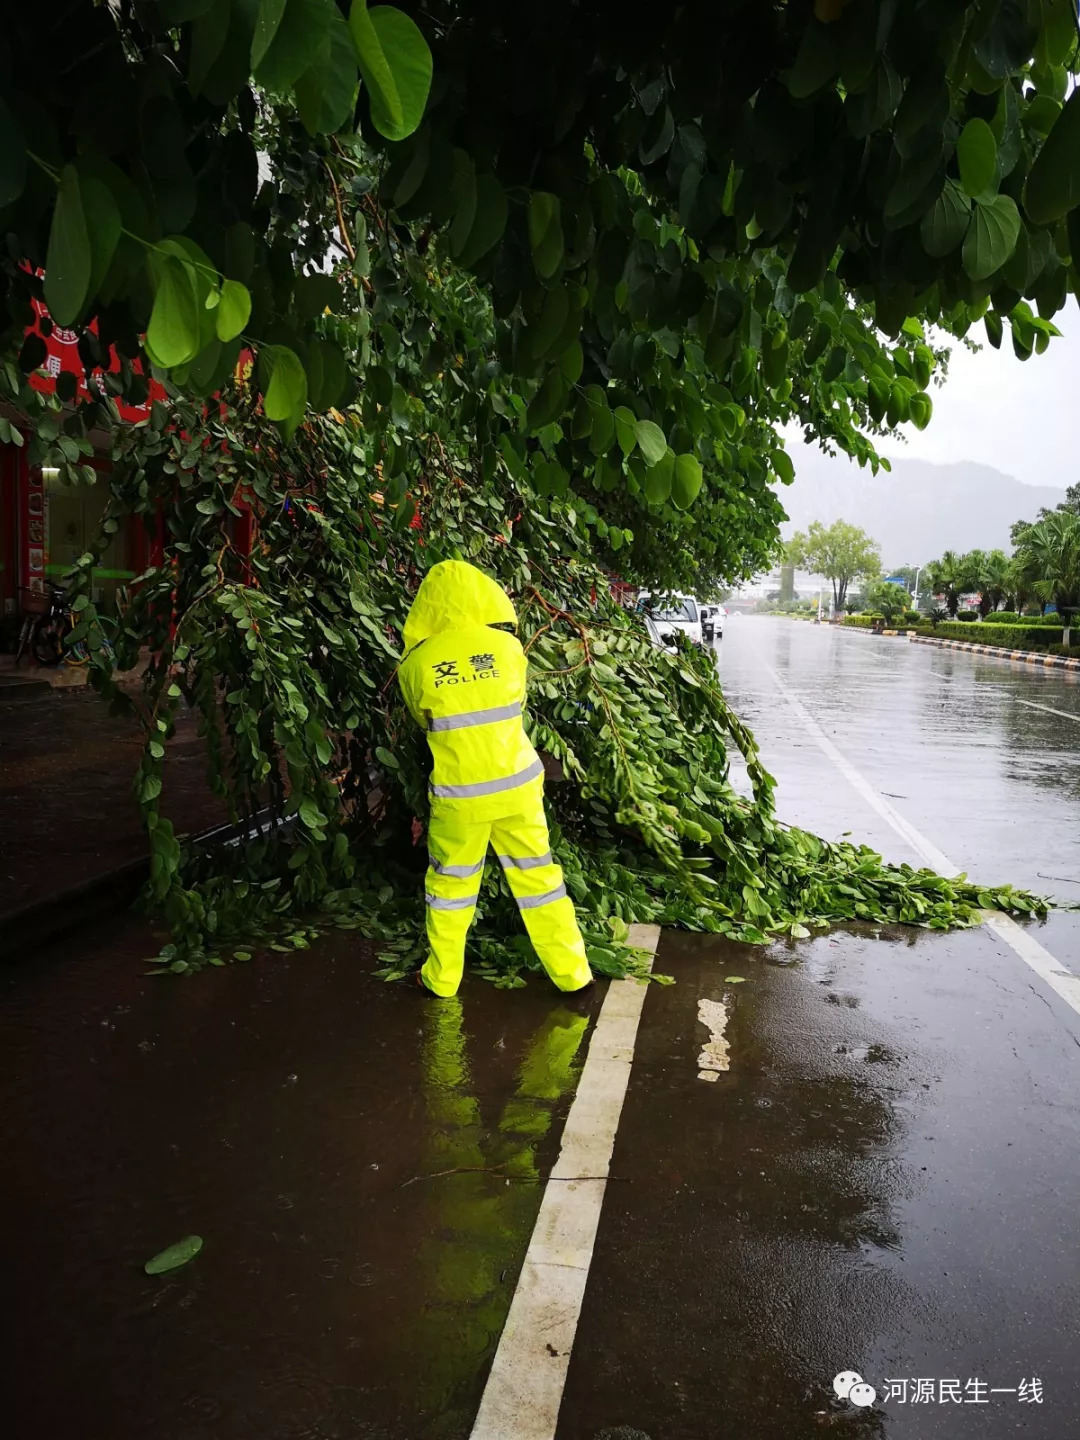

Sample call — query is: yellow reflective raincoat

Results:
[399,561,593,997]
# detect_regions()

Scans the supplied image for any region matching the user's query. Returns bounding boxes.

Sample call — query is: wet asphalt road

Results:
[4,619,1080,1439]
[561,621,1080,1439]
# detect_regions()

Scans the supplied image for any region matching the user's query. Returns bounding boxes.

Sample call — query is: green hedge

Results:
[1049,643,1080,658]
[930,621,1062,648]
[987,611,1066,626]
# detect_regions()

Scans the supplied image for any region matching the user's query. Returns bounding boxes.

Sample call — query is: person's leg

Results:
[491,805,593,992]
[421,812,490,997]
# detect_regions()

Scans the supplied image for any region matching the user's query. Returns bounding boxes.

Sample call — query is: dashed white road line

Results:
[469,922,660,1440]
[1014,697,1080,724]
[763,664,1080,1023]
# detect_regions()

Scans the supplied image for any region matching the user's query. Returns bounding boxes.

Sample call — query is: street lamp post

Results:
[911,565,922,612]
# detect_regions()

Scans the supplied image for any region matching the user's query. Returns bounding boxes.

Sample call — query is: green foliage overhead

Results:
[3,0,1079,585]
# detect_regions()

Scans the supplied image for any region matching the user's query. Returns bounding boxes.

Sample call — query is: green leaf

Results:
[299,798,326,829]
[189,0,231,95]
[634,419,668,467]
[0,96,27,207]
[957,118,997,198]
[145,1235,203,1275]
[614,406,637,457]
[456,174,508,268]
[80,173,122,307]
[530,286,570,360]
[528,192,564,279]
[349,1,433,141]
[672,453,703,509]
[306,338,347,411]
[724,975,747,984]
[772,449,795,485]
[44,165,91,327]
[559,340,583,385]
[147,255,201,367]
[215,279,251,341]
[448,149,477,258]
[1024,87,1080,225]
[251,0,288,68]
[962,193,1020,280]
[295,9,359,135]
[644,450,674,505]
[589,396,615,457]
[525,369,567,430]
[261,345,308,422]
[920,179,971,257]
[375,745,399,769]
[255,0,333,93]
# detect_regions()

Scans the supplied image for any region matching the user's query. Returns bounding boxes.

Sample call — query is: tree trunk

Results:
[835,578,846,609]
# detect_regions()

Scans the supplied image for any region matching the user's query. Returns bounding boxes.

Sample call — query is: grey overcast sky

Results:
[883,305,1080,489]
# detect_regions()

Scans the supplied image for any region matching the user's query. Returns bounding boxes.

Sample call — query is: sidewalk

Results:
[0,684,226,925]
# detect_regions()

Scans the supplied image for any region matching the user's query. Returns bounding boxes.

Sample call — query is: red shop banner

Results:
[26,295,167,423]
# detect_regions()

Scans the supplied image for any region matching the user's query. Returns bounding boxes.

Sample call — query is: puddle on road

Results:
[696,996,731,1080]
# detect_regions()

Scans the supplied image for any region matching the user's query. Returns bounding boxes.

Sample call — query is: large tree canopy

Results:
[3,0,1077,590]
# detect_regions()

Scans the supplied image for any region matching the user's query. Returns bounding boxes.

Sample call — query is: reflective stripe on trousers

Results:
[421,803,592,998]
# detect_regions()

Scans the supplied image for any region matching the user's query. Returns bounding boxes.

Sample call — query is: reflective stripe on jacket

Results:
[398,561,544,820]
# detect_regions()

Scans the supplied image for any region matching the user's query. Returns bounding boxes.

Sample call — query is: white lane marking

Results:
[697,997,731,1081]
[1014,697,1080,724]
[763,665,1080,1022]
[469,922,660,1440]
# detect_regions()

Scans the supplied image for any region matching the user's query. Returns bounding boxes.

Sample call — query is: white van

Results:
[637,592,702,649]
[699,604,725,643]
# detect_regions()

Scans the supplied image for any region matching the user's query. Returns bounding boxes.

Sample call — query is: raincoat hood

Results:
[402,560,518,654]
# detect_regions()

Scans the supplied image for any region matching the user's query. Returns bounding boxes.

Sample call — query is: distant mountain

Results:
[776,449,1066,566]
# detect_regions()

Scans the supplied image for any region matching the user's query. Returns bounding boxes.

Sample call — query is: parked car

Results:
[637,592,703,649]
[700,604,725,643]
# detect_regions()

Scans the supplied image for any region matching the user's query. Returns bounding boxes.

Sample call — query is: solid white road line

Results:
[1014,697,1080,724]
[763,664,1080,1023]
[469,922,660,1440]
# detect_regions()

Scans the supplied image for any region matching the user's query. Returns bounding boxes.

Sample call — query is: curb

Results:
[0,808,291,964]
[0,857,149,963]
[909,634,1080,671]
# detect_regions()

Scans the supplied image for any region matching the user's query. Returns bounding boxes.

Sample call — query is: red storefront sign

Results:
[26,295,167,422]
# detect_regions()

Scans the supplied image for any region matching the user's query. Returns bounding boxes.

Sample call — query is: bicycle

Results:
[14,586,113,667]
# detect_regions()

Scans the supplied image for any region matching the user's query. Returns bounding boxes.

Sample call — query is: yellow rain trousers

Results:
[398,560,593,997]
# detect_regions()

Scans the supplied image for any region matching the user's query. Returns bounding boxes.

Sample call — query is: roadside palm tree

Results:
[1013,512,1080,645]
[924,550,968,617]
[970,548,1011,616]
